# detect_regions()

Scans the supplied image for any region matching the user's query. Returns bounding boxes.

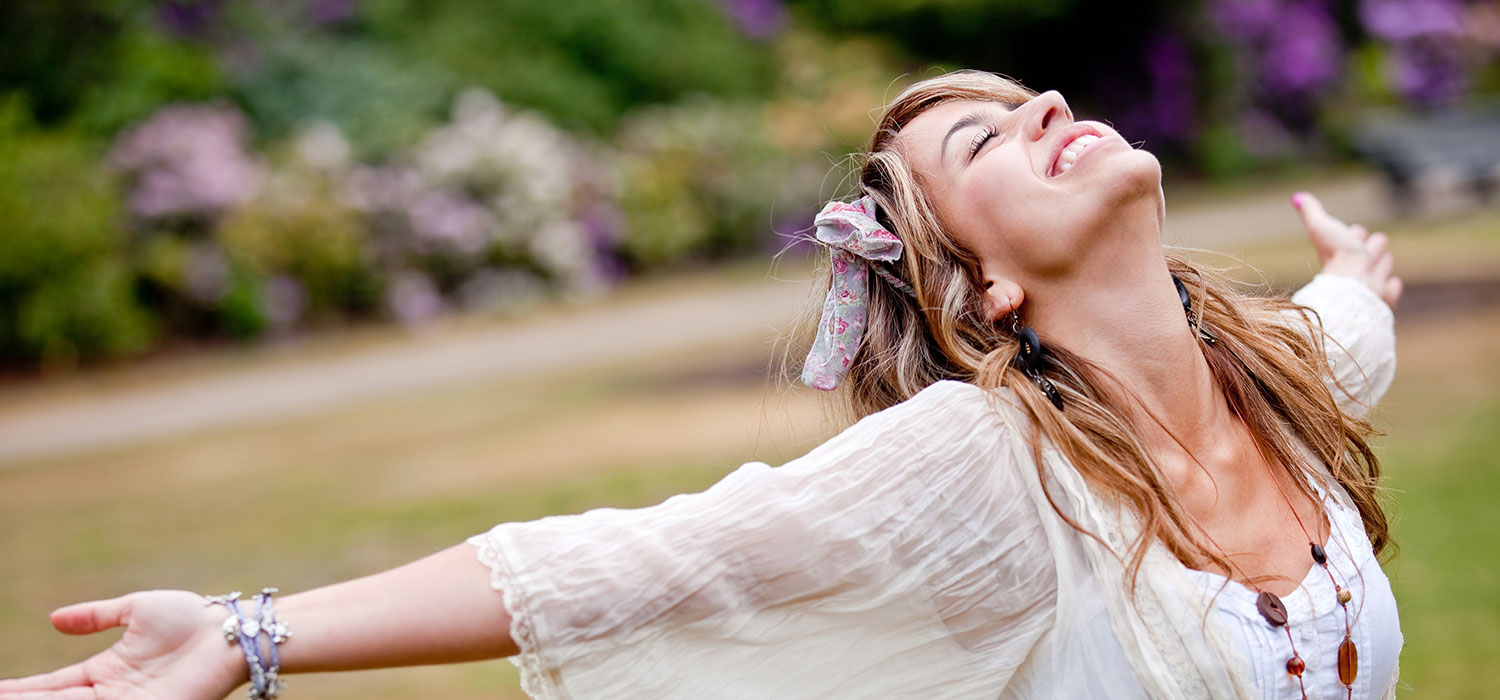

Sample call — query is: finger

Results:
[1292,191,1353,259]
[1384,276,1404,308]
[0,662,90,691]
[50,596,130,636]
[1365,232,1389,259]
[1372,250,1395,282]
[1350,223,1370,241]
[1292,191,1340,229]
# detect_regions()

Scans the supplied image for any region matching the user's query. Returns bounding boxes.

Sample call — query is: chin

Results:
[1084,149,1161,215]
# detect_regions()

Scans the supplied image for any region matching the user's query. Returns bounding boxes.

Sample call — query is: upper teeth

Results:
[1054,134,1101,175]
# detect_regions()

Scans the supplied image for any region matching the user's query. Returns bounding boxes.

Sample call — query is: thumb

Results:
[50,595,131,635]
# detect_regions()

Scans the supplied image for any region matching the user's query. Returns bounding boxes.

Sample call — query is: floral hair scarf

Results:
[801,196,912,391]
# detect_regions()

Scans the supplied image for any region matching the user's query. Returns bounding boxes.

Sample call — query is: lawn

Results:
[1,209,1497,698]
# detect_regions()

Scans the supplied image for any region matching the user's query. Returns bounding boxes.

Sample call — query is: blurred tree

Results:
[784,0,1204,158]
[0,0,226,135]
[0,99,154,368]
[227,32,455,159]
[357,0,776,133]
[0,0,129,126]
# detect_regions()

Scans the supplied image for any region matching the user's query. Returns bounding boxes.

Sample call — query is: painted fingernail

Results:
[1291,192,1305,209]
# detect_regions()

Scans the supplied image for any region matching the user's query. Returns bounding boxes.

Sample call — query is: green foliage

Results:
[0,1,224,134]
[0,101,153,365]
[15,260,154,368]
[1194,123,1261,180]
[616,100,821,268]
[217,177,382,320]
[228,32,454,159]
[0,0,132,126]
[215,265,268,339]
[69,25,226,138]
[358,0,775,133]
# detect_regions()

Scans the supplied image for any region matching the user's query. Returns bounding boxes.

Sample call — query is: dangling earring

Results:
[1009,308,1065,411]
[1173,274,1218,345]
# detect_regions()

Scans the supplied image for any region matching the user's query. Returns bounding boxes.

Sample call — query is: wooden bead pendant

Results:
[1338,588,1353,605]
[1338,636,1359,685]
[1310,543,1328,565]
[1256,590,1288,627]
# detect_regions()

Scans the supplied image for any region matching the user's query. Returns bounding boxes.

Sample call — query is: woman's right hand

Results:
[1292,190,1403,308]
[0,591,246,700]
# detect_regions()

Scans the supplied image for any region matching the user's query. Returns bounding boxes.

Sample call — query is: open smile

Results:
[1048,126,1106,177]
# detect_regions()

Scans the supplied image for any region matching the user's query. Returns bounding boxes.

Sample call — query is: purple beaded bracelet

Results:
[205,588,291,700]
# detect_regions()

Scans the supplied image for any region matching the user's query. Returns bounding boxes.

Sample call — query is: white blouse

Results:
[468,273,1399,700]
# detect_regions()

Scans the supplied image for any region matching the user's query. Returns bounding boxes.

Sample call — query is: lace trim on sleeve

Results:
[467,532,564,700]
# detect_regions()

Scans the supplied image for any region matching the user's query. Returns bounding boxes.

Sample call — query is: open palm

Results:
[0,591,244,700]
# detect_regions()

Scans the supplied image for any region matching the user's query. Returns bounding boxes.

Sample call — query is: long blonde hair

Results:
[799,69,1390,586]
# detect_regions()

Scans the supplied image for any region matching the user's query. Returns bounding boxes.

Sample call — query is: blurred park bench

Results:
[1355,100,1500,216]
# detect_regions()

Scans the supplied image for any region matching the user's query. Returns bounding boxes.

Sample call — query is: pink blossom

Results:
[387,272,444,325]
[108,103,263,219]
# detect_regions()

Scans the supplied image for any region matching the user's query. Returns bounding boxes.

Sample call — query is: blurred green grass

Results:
[2,209,1498,698]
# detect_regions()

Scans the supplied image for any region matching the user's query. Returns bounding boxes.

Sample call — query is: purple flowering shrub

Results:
[106,90,623,337]
[1206,0,1497,136]
[347,89,621,323]
[1357,0,1494,105]
[108,103,264,223]
[1208,0,1346,116]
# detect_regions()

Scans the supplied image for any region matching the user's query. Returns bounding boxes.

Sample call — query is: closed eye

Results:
[967,125,999,161]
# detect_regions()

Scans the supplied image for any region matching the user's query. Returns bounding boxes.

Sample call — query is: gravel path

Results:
[0,173,1392,468]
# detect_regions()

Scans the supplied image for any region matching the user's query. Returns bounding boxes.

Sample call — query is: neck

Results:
[1022,226,1235,460]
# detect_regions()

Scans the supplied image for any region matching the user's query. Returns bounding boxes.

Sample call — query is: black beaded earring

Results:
[1173,274,1218,345]
[1009,309,1065,411]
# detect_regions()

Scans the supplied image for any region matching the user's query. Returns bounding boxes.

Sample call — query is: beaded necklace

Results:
[1193,489,1358,700]
[1174,274,1359,699]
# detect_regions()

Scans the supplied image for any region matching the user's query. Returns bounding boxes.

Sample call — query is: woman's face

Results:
[897,91,1164,301]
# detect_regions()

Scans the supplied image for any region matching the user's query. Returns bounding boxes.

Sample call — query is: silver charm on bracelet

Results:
[206,588,291,700]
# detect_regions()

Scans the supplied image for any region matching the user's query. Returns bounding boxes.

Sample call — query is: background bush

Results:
[0,0,1496,368]
[0,100,154,367]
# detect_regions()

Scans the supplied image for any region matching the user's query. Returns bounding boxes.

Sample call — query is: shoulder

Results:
[856,380,1021,439]
[789,380,1028,481]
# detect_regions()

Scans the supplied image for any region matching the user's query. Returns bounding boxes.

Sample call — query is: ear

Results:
[981,274,1025,324]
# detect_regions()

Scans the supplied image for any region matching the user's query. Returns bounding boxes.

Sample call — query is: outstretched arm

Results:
[0,544,514,699]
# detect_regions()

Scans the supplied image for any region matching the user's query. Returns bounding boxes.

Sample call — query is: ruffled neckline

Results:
[1181,487,1374,626]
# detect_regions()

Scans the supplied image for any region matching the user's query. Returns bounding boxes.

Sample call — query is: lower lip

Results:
[1053,136,1104,177]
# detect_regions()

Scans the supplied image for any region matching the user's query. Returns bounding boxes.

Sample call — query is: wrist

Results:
[195,600,251,696]
[203,590,291,699]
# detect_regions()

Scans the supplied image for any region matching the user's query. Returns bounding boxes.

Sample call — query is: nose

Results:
[1025,91,1072,141]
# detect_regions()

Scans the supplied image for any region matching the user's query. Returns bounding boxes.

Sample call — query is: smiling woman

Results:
[804,70,1401,699]
[0,70,1403,700]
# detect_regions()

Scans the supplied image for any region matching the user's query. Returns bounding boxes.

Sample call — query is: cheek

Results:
[953,170,1055,264]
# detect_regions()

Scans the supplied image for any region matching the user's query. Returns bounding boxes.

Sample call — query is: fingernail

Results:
[1291,193,1305,209]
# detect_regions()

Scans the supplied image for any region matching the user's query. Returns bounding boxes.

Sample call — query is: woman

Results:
[0,70,1401,700]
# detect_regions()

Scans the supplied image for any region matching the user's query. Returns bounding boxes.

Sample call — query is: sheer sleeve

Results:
[1290,273,1398,419]
[467,380,1057,700]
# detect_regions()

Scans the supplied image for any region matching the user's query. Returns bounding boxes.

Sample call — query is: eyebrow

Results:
[940,111,988,166]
